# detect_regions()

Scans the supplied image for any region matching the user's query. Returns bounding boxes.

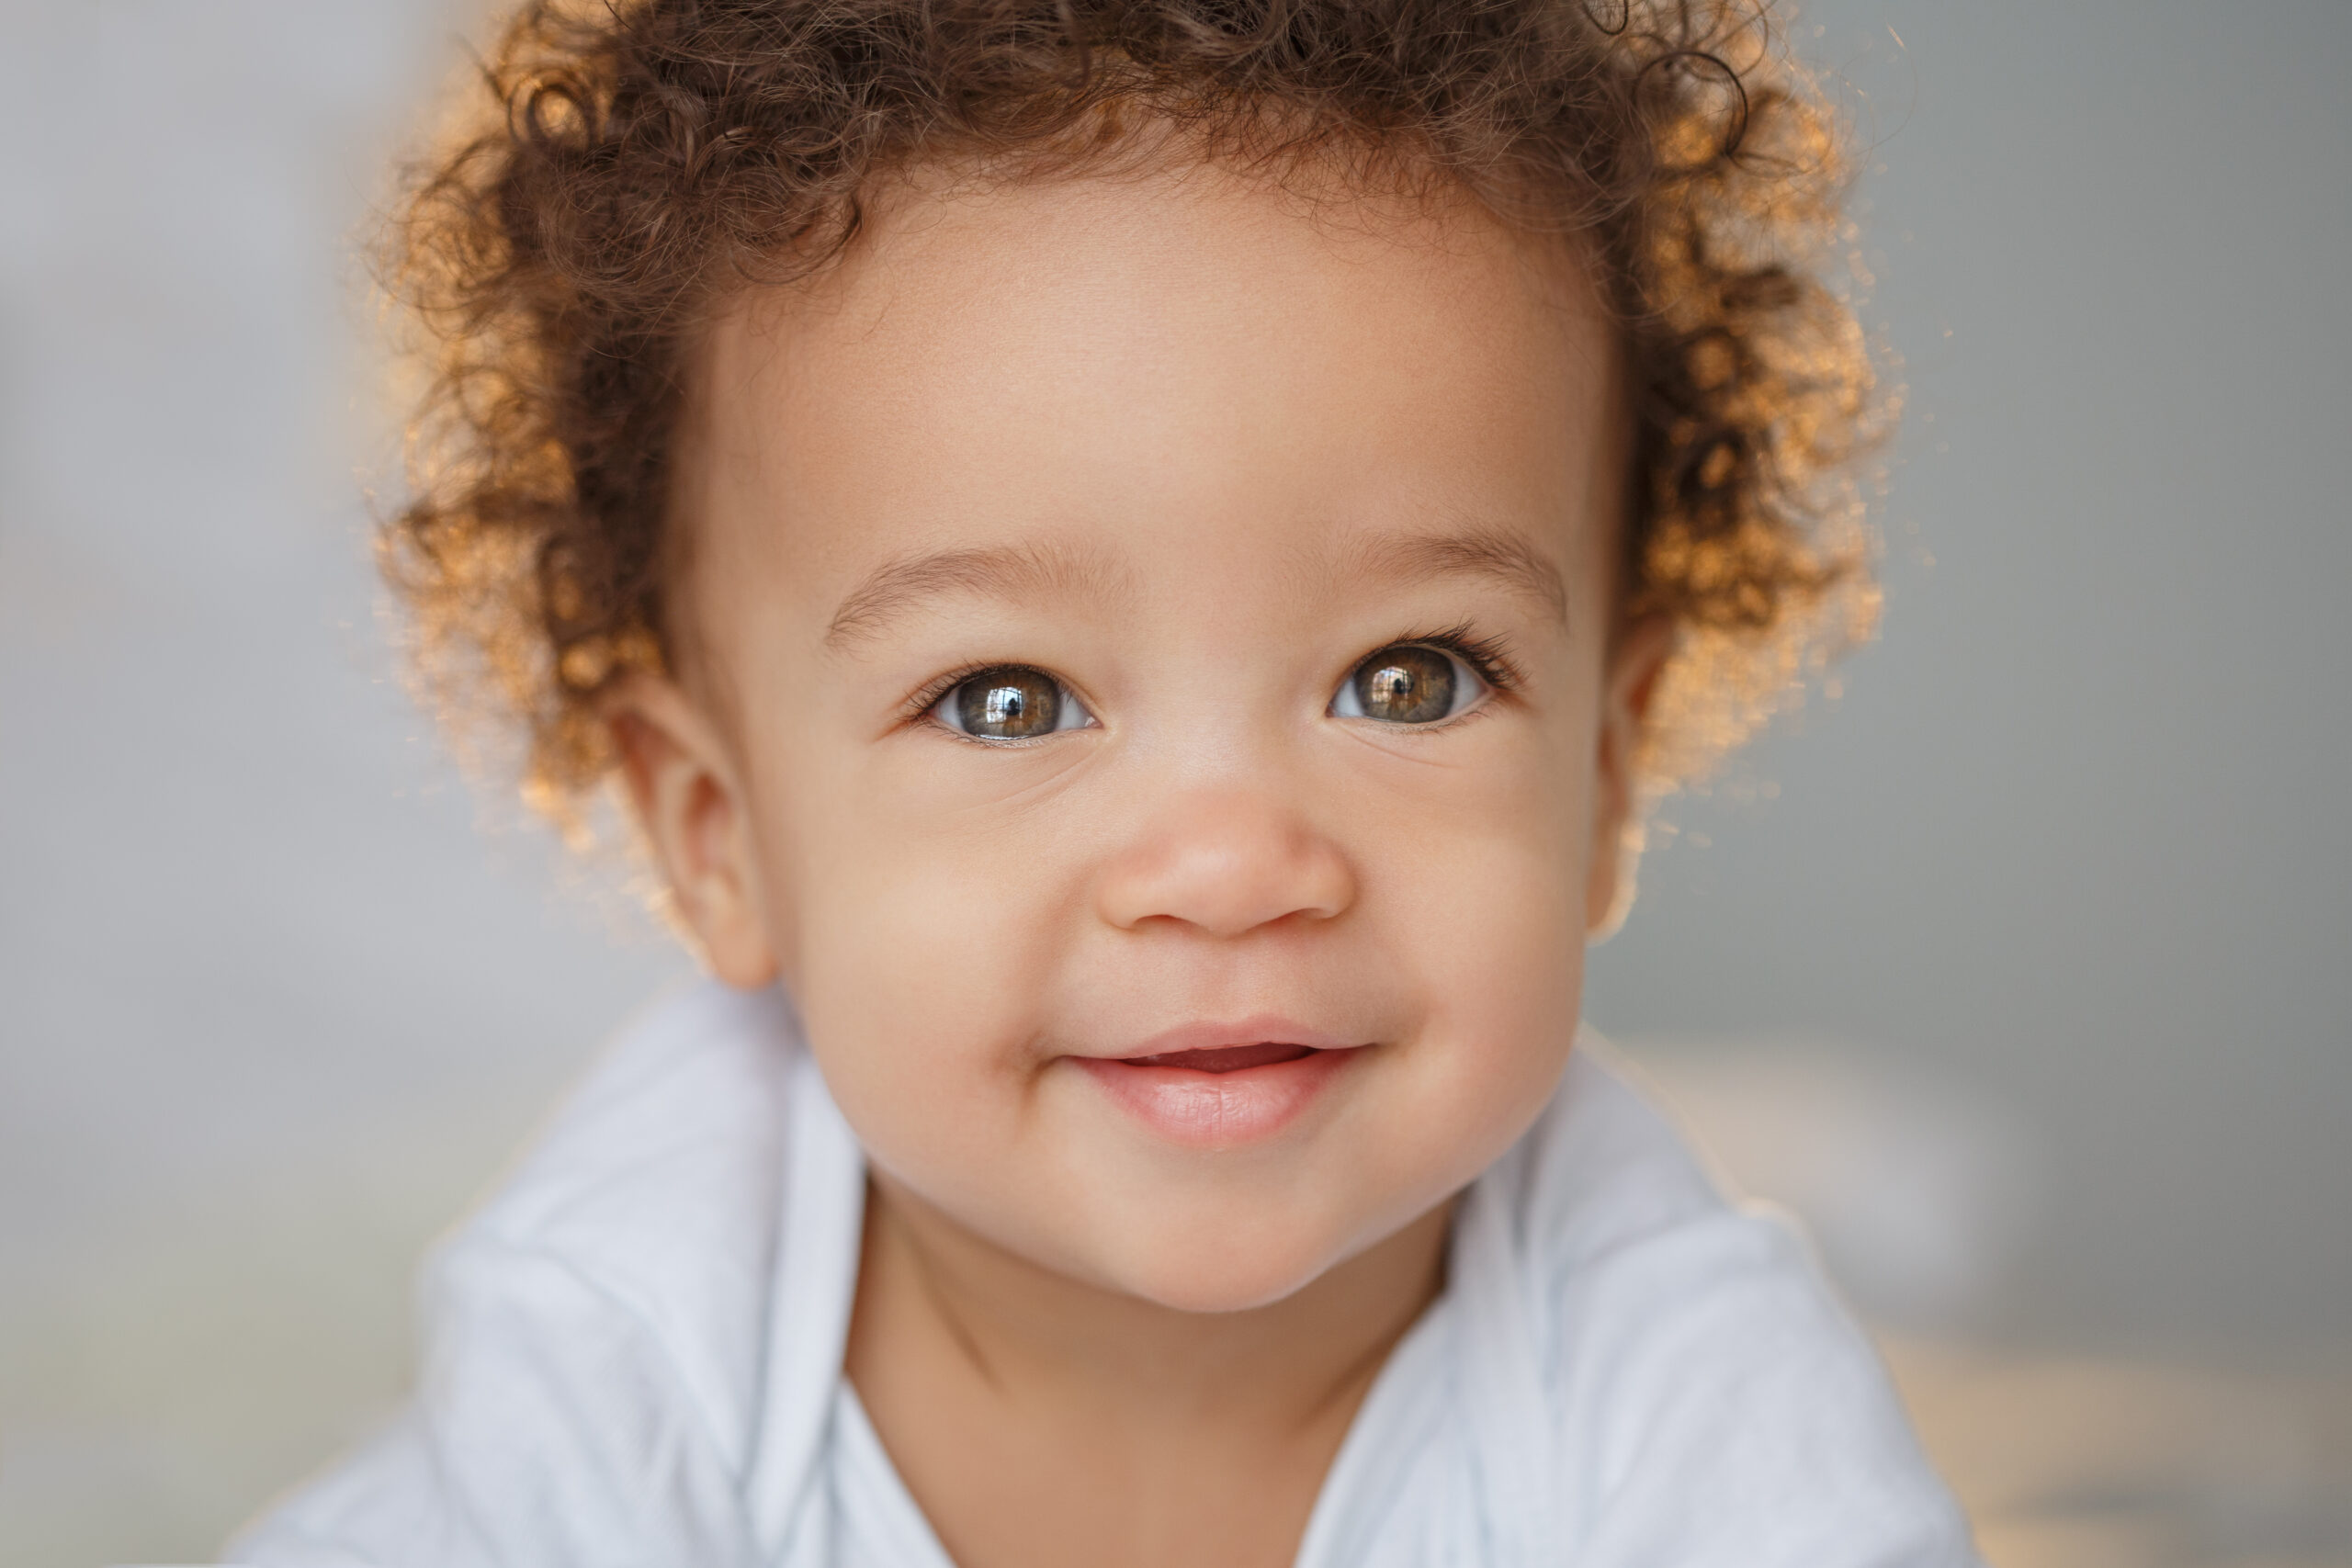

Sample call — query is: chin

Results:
[1083,1202,1364,1314]
[1118,1256,1334,1314]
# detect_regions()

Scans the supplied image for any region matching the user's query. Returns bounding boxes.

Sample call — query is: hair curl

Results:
[380,0,1881,832]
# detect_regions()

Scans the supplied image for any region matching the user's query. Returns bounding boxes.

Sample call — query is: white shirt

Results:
[228,982,1981,1567]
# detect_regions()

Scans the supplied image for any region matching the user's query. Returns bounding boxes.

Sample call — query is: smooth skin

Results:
[610,157,1668,1568]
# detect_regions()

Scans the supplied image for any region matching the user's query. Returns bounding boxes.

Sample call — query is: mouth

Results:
[1118,1041,1321,1073]
[1074,1019,1366,1147]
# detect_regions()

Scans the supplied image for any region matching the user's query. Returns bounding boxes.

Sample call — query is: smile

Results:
[1072,1019,1366,1148]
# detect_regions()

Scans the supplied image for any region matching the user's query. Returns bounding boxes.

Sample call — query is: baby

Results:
[232,2,1976,1564]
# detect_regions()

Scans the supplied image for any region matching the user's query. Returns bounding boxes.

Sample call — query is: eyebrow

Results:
[824,526,1567,649]
[1344,528,1570,626]
[824,540,1122,650]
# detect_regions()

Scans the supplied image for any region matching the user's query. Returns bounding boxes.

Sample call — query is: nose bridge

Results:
[1093,772,1356,938]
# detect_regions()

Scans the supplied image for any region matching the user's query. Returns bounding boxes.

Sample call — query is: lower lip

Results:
[1071,1048,1361,1149]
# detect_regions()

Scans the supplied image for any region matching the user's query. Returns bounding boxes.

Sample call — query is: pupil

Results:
[958,669,1058,738]
[1356,646,1454,724]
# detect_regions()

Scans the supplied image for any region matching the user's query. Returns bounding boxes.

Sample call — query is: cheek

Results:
[757,756,1093,1162]
[1369,753,1594,1153]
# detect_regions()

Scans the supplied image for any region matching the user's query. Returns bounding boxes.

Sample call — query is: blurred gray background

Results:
[1,2,2345,1565]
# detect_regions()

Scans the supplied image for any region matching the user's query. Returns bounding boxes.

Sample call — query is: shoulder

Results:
[229,982,827,1568]
[1477,1036,1981,1566]
[467,979,801,1326]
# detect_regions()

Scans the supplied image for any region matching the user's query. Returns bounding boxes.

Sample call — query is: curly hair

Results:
[379,0,1880,832]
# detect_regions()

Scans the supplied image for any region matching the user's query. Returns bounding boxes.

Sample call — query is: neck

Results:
[848,1171,1453,1443]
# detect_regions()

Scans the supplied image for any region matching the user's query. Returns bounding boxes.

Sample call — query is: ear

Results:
[1585,614,1674,941]
[604,674,782,988]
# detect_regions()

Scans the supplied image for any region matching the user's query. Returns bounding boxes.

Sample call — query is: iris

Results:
[944,668,1074,739]
[1344,645,1463,725]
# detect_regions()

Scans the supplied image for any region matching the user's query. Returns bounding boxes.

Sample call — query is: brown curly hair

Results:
[380,0,1880,832]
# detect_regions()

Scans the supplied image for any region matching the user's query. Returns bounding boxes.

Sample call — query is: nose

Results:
[1094,792,1357,937]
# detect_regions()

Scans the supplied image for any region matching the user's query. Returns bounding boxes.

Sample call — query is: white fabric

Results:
[228,982,1982,1568]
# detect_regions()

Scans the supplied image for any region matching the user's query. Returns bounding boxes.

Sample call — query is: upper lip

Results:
[1093,1016,1364,1061]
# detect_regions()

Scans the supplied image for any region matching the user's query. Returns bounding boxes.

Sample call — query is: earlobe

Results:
[1585,615,1675,942]
[605,677,783,988]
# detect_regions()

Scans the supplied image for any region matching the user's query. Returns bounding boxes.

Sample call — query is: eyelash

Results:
[899,624,1526,731]
[1383,623,1525,698]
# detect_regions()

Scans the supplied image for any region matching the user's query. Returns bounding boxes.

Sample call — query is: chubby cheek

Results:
[761,763,1092,1192]
[1329,761,1593,1220]
[1384,824,1588,1164]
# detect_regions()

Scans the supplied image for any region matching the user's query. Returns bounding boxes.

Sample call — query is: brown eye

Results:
[938,666,1089,739]
[1337,644,1471,725]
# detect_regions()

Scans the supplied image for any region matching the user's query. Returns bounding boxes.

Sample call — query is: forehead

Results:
[681,158,1623,619]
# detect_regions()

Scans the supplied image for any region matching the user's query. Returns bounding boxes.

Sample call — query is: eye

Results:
[930,666,1095,740]
[1330,643,1487,725]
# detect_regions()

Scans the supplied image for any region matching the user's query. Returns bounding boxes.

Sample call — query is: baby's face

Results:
[634,162,1656,1311]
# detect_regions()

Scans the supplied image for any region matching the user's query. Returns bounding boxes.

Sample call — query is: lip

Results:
[1070,1016,1367,1149]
